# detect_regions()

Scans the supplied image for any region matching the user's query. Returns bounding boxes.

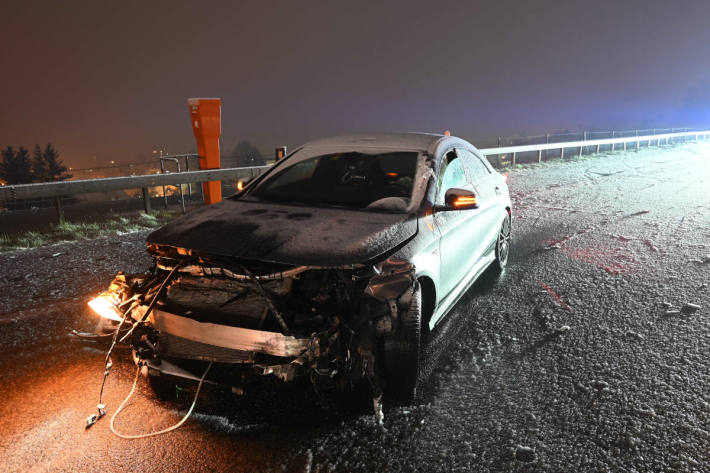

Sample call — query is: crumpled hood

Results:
[147,198,417,266]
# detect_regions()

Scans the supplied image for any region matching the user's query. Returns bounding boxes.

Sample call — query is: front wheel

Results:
[492,213,511,273]
[381,281,421,404]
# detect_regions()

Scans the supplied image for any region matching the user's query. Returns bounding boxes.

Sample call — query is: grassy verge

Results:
[0,210,177,252]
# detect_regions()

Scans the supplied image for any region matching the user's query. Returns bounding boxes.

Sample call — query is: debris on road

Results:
[590,379,610,391]
[514,445,535,462]
[625,210,650,218]
[681,303,701,314]
[688,255,710,264]
[625,330,644,340]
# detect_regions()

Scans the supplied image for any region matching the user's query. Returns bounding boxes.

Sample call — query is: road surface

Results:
[1,142,709,472]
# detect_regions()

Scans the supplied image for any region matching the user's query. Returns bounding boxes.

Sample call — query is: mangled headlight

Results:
[88,293,124,322]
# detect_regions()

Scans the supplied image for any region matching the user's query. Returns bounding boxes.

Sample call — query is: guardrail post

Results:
[537,149,542,163]
[512,152,516,166]
[545,134,549,160]
[611,131,615,152]
[636,130,639,150]
[160,159,168,209]
[579,131,585,157]
[142,187,152,214]
[54,195,64,224]
[560,147,564,159]
[184,156,193,199]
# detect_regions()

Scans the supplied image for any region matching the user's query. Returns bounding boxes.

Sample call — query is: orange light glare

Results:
[88,295,124,322]
[386,172,399,177]
[453,196,477,207]
[237,181,245,191]
[503,173,509,183]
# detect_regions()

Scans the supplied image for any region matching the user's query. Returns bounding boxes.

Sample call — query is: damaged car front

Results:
[89,139,438,411]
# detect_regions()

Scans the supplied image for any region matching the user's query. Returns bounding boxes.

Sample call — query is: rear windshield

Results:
[244,151,418,210]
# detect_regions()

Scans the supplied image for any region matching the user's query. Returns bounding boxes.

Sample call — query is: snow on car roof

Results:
[301,133,446,151]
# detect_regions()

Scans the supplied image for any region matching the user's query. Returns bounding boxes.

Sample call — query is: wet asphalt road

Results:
[1,142,709,472]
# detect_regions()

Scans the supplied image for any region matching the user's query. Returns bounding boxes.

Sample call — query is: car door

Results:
[433,149,483,299]
[457,148,502,258]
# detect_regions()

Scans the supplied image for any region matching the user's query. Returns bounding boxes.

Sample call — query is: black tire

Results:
[382,281,421,404]
[492,213,512,273]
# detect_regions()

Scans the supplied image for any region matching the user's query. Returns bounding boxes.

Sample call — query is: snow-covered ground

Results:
[0,143,708,472]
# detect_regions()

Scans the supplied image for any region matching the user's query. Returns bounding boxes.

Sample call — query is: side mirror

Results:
[436,188,478,211]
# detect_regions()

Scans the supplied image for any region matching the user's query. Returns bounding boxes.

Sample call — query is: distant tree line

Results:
[0,144,71,184]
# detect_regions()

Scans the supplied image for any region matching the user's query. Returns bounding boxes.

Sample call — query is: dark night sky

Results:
[2,0,710,168]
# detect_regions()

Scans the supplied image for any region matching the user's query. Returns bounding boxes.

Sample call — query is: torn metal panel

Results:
[145,358,221,385]
[148,308,314,358]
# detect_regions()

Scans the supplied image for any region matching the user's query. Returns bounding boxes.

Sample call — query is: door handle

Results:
[494,187,502,195]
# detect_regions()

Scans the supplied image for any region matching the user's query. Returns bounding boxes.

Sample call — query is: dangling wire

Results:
[110,362,213,439]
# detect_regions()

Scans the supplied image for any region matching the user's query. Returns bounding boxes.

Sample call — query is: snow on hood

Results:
[147,198,418,266]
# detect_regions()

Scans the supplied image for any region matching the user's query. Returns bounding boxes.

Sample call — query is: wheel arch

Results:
[417,275,436,333]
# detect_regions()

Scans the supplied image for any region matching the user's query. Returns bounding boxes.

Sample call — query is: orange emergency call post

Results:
[188,97,222,204]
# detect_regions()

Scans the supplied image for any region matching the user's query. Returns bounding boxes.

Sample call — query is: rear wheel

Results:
[492,213,511,272]
[382,281,421,404]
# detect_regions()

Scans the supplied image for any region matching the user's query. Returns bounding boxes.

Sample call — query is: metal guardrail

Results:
[0,166,270,222]
[479,130,710,165]
[1,129,708,219]
[0,166,269,202]
[159,154,202,213]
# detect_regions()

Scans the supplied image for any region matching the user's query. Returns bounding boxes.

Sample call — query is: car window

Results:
[457,149,490,183]
[246,151,418,210]
[437,151,467,204]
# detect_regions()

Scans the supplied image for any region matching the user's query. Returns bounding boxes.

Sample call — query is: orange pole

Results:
[188,97,222,204]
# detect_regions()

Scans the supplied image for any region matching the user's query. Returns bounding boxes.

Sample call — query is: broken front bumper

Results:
[135,307,320,383]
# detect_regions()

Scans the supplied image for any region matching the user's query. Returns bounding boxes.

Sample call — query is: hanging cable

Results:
[86,299,138,428]
[119,258,192,344]
[110,362,212,439]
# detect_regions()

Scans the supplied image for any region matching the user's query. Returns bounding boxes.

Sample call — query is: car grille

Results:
[159,332,256,363]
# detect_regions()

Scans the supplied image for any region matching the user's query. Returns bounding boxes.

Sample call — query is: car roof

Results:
[300,132,446,151]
